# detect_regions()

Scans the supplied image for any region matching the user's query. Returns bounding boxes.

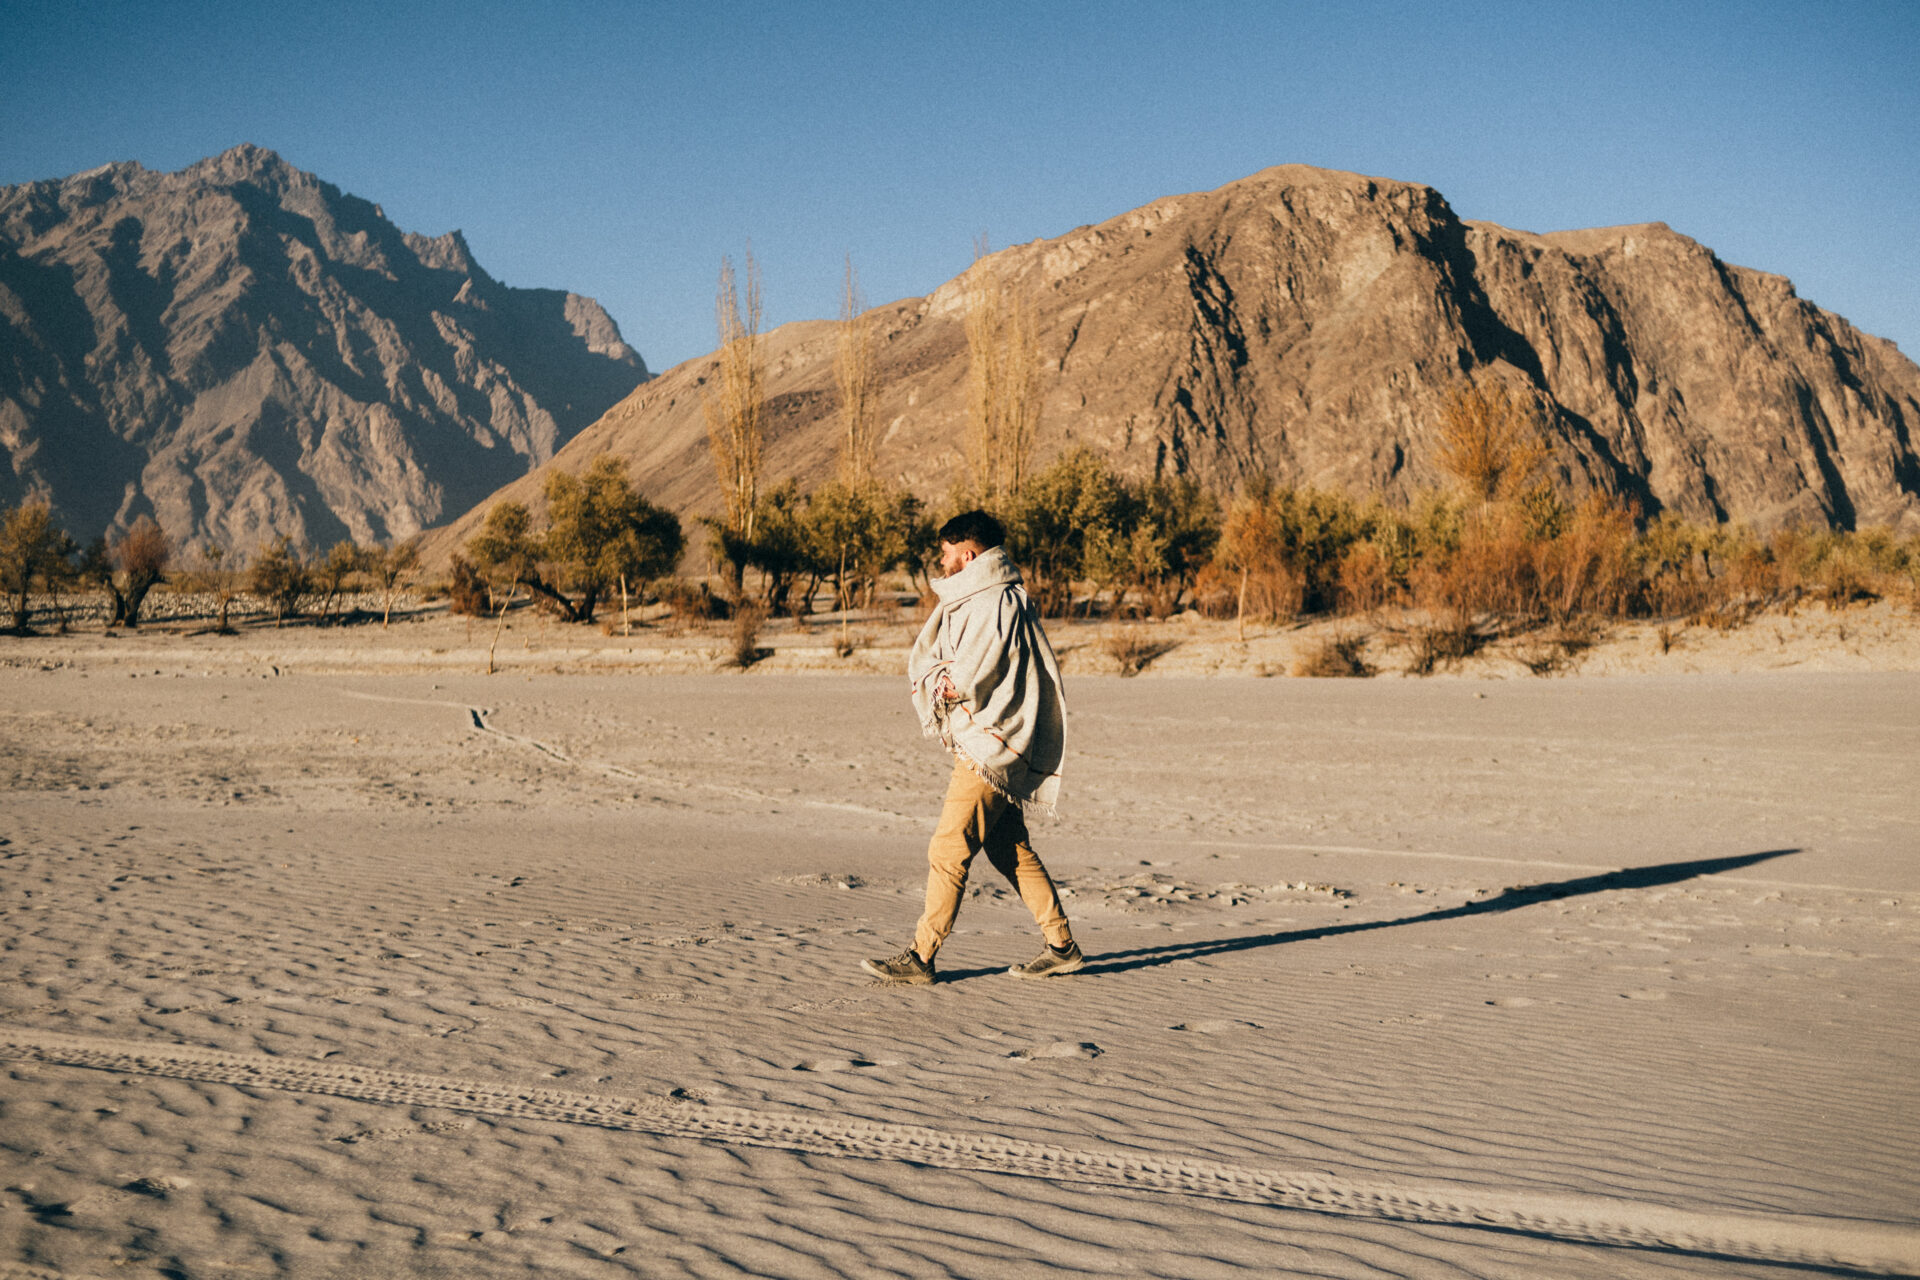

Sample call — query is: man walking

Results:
[861,511,1084,985]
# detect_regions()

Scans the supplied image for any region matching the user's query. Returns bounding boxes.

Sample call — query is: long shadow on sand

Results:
[952,849,1800,982]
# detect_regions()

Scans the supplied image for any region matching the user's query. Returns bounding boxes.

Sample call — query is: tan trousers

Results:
[914,759,1072,960]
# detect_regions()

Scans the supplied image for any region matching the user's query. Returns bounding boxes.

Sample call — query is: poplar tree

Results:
[835,257,879,486]
[963,239,1042,502]
[703,248,764,595]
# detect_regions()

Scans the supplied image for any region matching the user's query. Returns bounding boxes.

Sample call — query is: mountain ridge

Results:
[0,143,649,550]
[422,163,1920,566]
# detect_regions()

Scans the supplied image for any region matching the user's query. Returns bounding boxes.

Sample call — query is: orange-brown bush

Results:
[1805,533,1887,607]
[1631,523,1918,625]
[109,516,171,627]
[448,555,490,616]
[1635,514,1712,615]
[727,600,768,668]
[1535,497,1637,622]
[1193,558,1304,628]
[1435,381,1550,507]
[1336,542,1396,614]
[1143,468,1909,658]
[1413,516,1538,621]
[654,577,727,620]
[1722,539,1782,600]
[1207,477,1370,631]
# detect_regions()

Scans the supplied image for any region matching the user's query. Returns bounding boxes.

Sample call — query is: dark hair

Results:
[937,510,1005,550]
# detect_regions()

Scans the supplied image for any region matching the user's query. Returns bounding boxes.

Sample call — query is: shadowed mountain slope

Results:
[425,164,1918,564]
[0,144,648,550]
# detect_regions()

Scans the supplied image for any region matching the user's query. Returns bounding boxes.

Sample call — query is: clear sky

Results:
[4,0,1916,374]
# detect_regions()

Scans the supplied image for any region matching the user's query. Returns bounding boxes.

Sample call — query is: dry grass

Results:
[1538,498,1637,621]
[1691,597,1769,631]
[727,602,769,669]
[1510,621,1602,676]
[1294,633,1375,678]
[1402,614,1489,676]
[1103,626,1176,677]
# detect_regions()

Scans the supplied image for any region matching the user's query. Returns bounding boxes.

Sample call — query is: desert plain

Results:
[2,606,1918,1279]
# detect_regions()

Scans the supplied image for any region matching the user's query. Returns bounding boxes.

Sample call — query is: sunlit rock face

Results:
[0,143,648,549]
[439,164,1915,559]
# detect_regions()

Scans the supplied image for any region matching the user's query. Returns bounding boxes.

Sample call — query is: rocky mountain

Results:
[425,164,1919,564]
[0,144,648,551]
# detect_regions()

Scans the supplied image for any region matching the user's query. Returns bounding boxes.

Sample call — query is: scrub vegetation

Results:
[4,384,1916,658]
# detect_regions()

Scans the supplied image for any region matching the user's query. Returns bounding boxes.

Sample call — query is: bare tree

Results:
[963,238,1042,502]
[703,246,765,594]
[963,239,1003,500]
[185,543,247,633]
[835,256,879,486]
[111,516,171,628]
[1001,285,1042,500]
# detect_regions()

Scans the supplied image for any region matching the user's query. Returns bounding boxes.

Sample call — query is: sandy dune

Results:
[2,646,1917,1277]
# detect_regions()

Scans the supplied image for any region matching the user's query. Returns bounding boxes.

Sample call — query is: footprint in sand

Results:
[122,1175,191,1197]
[1620,988,1669,1000]
[334,1119,475,1144]
[776,872,867,891]
[791,1057,889,1072]
[1005,1041,1103,1060]
[1487,997,1536,1008]
[1170,1019,1263,1035]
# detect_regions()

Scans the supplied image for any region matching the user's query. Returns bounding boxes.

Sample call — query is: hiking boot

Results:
[1008,940,1085,978]
[861,947,935,985]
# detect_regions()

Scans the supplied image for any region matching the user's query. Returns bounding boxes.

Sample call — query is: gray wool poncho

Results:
[908,546,1066,813]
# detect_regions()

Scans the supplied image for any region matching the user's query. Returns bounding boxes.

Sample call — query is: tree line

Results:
[7,247,1915,641]
[455,376,1919,638]
[0,507,422,634]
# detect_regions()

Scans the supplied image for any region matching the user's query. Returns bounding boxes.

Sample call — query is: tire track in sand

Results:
[4,1030,1914,1275]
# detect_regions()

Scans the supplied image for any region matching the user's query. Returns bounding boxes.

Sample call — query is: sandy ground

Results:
[2,619,1917,1278]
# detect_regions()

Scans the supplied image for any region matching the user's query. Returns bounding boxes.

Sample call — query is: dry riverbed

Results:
[2,628,1917,1278]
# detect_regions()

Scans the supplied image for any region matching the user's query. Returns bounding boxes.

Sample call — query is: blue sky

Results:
[4,0,1916,373]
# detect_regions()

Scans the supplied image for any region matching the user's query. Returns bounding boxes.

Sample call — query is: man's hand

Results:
[933,671,960,703]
